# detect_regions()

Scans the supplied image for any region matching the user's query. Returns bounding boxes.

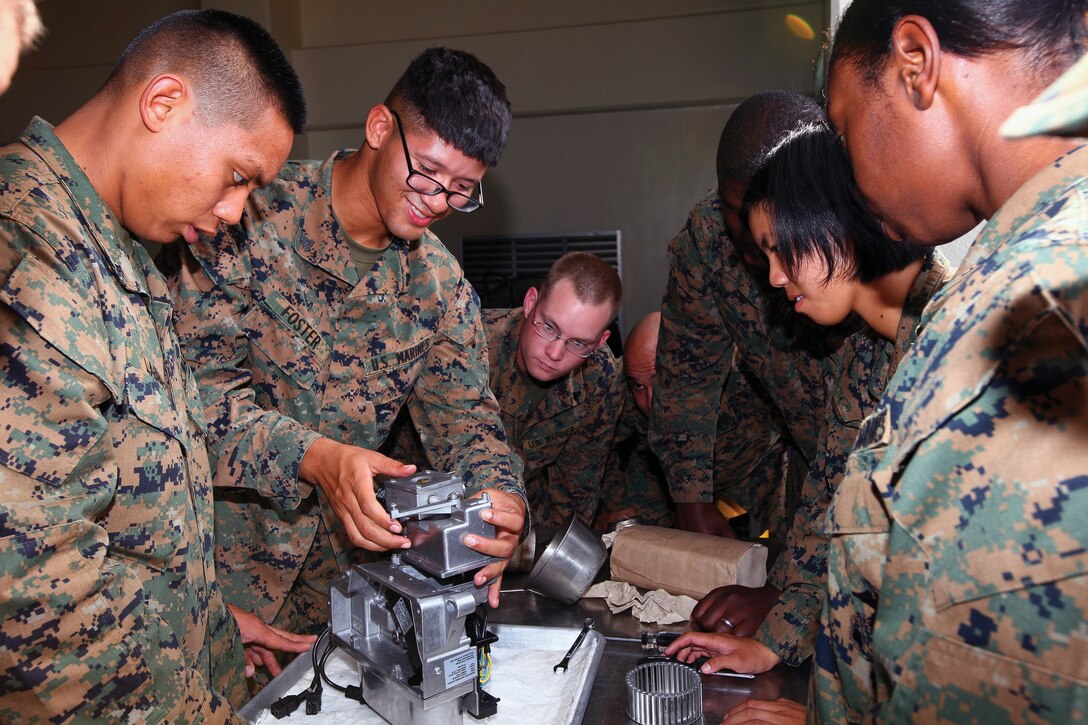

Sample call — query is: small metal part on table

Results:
[554,618,595,672]
[625,660,703,725]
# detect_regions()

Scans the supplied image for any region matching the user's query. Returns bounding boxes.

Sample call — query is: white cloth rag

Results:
[583,581,696,625]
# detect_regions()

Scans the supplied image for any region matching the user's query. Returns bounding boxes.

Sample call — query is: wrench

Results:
[554,618,595,673]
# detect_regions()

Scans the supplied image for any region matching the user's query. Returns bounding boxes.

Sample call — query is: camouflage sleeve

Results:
[712,363,788,503]
[863,243,1088,719]
[551,353,624,525]
[755,334,870,666]
[406,277,527,506]
[599,384,675,528]
[0,226,241,722]
[597,379,639,521]
[649,212,737,505]
[167,241,321,504]
[754,443,833,666]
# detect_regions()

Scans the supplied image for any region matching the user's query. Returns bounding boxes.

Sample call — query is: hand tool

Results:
[554,618,595,672]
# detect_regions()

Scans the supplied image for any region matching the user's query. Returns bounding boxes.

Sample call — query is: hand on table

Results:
[463,488,528,607]
[721,697,805,724]
[674,502,736,538]
[299,437,416,550]
[228,605,317,678]
[690,583,782,636]
[664,631,780,675]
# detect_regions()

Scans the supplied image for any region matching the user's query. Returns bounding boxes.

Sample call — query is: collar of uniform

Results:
[894,251,954,366]
[295,148,416,297]
[951,141,1088,286]
[296,148,360,286]
[20,117,149,297]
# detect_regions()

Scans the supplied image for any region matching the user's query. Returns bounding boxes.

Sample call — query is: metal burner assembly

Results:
[328,471,501,725]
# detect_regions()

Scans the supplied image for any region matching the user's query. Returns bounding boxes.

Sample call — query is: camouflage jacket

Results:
[813,145,1088,723]
[599,371,675,528]
[756,253,952,667]
[164,151,525,623]
[482,307,622,528]
[650,190,843,507]
[0,119,245,722]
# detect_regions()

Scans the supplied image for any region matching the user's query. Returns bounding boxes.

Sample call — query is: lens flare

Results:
[785,13,815,41]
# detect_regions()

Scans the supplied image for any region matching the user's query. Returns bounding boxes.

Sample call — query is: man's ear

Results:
[139,74,187,132]
[890,15,942,110]
[594,328,611,350]
[364,104,396,151]
[523,287,539,316]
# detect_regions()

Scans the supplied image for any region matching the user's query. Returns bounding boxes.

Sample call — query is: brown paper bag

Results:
[609,525,767,599]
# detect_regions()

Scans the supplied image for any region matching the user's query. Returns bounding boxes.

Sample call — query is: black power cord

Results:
[316,631,366,705]
[270,630,333,718]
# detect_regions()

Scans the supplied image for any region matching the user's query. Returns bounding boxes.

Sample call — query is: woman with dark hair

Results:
[665,123,950,713]
[744,122,933,332]
[804,1,1088,723]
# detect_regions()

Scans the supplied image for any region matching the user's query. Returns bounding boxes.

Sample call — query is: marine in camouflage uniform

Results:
[481,307,622,529]
[0,119,246,721]
[164,151,526,632]
[814,145,1088,722]
[650,189,844,535]
[754,253,952,668]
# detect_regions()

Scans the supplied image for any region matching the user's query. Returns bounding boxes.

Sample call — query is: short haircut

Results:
[5,0,43,50]
[742,122,927,283]
[101,9,307,134]
[386,47,511,167]
[830,0,1088,89]
[716,90,824,188]
[540,252,623,322]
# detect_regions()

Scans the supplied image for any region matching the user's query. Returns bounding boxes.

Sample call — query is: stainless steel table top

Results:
[491,575,809,724]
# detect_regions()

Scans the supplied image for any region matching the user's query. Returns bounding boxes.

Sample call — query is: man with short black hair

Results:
[0,9,308,720]
[164,47,528,637]
[651,91,846,638]
[652,92,830,541]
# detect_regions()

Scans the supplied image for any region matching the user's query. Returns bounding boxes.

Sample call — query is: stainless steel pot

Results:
[523,516,607,604]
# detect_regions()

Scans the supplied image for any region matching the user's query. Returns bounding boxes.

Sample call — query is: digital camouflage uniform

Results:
[481,307,623,529]
[814,145,1088,722]
[755,253,952,667]
[163,150,526,633]
[650,189,845,536]
[599,369,674,528]
[0,119,246,722]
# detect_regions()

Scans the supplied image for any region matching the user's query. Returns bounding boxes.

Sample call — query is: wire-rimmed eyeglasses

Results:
[529,316,596,358]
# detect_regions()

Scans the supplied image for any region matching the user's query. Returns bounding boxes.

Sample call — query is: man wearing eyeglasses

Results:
[161,47,528,638]
[482,252,624,530]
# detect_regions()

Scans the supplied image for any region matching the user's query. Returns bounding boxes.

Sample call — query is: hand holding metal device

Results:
[329,471,502,724]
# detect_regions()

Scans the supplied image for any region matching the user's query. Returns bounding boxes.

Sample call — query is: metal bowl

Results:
[523,516,607,604]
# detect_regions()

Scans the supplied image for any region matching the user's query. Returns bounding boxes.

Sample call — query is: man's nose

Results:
[214,186,249,226]
[419,191,450,216]
[545,338,566,360]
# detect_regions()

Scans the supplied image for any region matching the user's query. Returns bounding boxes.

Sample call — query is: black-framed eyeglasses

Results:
[390,109,484,213]
[529,309,595,358]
